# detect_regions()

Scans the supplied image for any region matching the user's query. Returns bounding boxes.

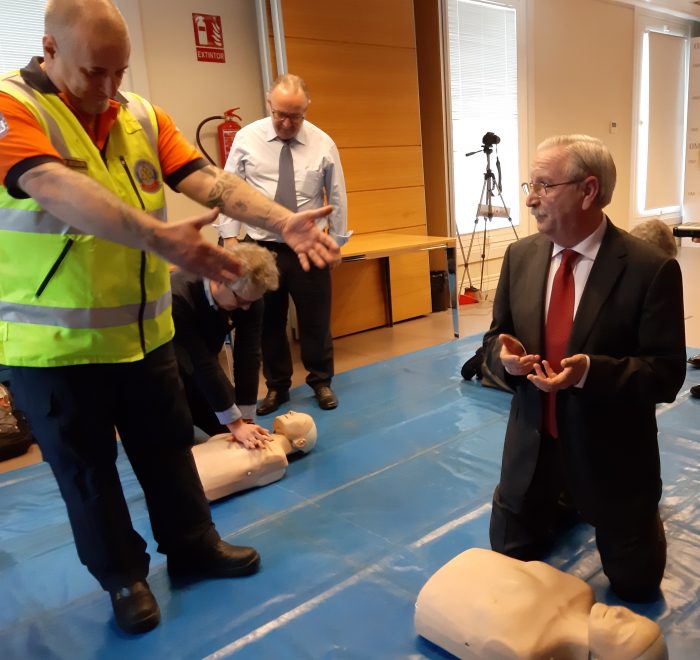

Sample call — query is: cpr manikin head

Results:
[589,603,667,660]
[273,411,317,453]
[415,548,668,660]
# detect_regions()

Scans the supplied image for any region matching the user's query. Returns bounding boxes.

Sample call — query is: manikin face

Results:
[525,146,588,246]
[588,603,666,660]
[273,411,317,452]
[43,25,130,115]
[267,86,308,141]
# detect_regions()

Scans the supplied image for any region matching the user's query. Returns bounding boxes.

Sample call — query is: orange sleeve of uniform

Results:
[152,104,207,179]
[0,92,62,187]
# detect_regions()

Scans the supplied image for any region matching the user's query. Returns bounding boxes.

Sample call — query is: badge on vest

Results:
[134,159,162,194]
[64,158,89,171]
[0,112,9,139]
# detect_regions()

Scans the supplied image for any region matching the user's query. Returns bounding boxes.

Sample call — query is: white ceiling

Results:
[615,0,700,20]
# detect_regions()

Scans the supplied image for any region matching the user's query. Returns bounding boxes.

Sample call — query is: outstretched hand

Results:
[281,205,341,270]
[527,354,588,392]
[152,208,242,284]
[499,333,540,376]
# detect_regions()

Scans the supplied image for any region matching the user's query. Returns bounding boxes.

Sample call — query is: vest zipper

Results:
[120,156,148,356]
[35,237,74,298]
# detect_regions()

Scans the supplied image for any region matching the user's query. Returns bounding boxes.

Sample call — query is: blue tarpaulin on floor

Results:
[1,336,699,658]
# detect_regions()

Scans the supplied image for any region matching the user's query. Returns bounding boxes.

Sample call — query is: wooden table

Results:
[340,233,459,337]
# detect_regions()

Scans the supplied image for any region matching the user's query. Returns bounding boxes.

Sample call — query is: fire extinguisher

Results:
[195,107,243,166]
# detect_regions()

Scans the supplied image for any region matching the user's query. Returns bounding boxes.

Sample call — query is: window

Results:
[632,10,691,221]
[0,1,144,92]
[446,0,523,236]
[0,1,47,75]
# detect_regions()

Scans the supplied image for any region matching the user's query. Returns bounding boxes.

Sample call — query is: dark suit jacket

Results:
[483,218,686,525]
[170,270,262,415]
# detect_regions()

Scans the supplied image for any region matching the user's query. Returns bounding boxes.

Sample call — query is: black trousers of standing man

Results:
[10,342,219,592]
[258,241,334,392]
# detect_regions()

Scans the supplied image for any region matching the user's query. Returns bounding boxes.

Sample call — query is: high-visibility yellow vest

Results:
[0,71,173,366]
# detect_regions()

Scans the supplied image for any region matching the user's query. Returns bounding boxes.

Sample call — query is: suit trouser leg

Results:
[287,258,333,389]
[260,264,293,392]
[490,433,563,560]
[595,509,666,602]
[181,371,229,437]
[231,297,263,406]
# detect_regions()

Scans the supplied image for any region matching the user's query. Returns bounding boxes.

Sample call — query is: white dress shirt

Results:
[215,116,350,245]
[546,214,607,387]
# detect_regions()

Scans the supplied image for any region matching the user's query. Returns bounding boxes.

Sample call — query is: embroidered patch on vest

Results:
[133,159,162,193]
[0,112,8,139]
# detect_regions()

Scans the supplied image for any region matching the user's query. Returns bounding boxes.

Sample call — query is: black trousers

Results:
[489,433,666,603]
[258,241,333,391]
[10,342,219,591]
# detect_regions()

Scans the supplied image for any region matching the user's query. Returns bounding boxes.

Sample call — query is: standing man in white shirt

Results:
[217,74,349,414]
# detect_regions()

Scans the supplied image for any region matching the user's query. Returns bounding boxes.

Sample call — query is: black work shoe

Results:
[691,384,700,399]
[110,580,160,635]
[689,354,700,368]
[256,389,290,416]
[314,385,338,410]
[167,540,261,580]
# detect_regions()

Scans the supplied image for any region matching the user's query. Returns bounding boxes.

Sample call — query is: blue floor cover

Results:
[1,336,699,659]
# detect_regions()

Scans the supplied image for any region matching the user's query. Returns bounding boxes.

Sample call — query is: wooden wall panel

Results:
[413,0,450,239]
[347,187,426,234]
[286,40,422,148]
[330,261,386,337]
[282,0,416,47]
[280,0,431,336]
[340,146,424,192]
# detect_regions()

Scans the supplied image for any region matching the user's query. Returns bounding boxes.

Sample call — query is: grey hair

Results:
[227,242,279,293]
[268,73,310,102]
[537,134,617,208]
[629,218,678,258]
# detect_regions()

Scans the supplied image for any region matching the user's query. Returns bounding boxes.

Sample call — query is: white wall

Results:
[119,0,265,227]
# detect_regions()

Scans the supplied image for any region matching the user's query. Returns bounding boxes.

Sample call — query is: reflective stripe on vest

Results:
[0,74,173,366]
[1,289,171,329]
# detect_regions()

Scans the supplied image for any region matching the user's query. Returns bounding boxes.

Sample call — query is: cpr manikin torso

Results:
[414,548,667,660]
[192,411,317,501]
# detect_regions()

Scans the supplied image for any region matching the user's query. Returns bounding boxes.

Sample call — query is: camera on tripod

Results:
[481,132,500,153]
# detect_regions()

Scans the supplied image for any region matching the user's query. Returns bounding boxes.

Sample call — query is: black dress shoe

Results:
[167,539,261,580]
[256,389,289,416]
[110,580,160,635]
[688,354,700,368]
[691,384,700,399]
[314,385,338,410]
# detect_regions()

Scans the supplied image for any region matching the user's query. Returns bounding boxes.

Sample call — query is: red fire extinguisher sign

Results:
[192,14,226,63]
[217,108,242,166]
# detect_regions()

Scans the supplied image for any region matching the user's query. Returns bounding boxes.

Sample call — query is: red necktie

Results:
[543,248,579,438]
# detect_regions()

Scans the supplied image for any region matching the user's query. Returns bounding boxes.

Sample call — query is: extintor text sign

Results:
[192,13,225,63]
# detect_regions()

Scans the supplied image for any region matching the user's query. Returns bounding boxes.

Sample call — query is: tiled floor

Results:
[2,242,699,474]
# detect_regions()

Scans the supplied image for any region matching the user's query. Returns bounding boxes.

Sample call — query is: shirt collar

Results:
[264,116,307,146]
[19,56,129,104]
[551,213,607,262]
[203,278,218,309]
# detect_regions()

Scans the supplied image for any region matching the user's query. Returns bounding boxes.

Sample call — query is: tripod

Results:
[459,145,518,299]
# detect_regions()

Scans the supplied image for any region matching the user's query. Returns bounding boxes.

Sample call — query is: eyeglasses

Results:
[270,107,305,122]
[229,288,258,309]
[521,180,584,197]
